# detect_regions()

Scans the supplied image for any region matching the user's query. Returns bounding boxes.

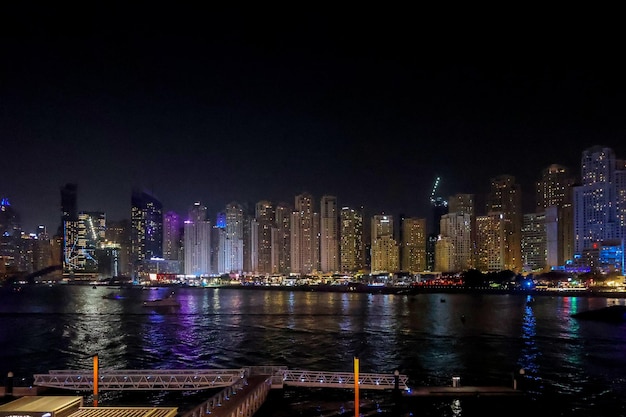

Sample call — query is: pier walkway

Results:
[33,367,409,391]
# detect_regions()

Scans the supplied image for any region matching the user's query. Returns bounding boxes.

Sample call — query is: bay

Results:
[1,285,625,416]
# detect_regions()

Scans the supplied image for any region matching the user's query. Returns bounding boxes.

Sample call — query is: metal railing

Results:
[34,369,246,391]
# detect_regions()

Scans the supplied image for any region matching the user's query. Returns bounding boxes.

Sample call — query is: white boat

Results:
[143,292,180,308]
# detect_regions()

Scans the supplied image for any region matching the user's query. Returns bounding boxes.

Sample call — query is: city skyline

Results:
[2,6,626,233]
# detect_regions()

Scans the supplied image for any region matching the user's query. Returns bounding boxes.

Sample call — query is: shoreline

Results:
[215,284,626,298]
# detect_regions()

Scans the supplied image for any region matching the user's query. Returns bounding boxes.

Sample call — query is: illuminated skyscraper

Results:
[475,213,505,272]
[574,147,625,258]
[439,212,472,271]
[401,217,426,273]
[320,195,339,273]
[435,236,455,272]
[522,212,547,271]
[536,164,575,267]
[340,206,364,273]
[427,177,448,270]
[131,189,163,267]
[64,211,105,278]
[0,198,22,271]
[371,214,399,273]
[486,175,522,272]
[219,202,244,274]
[163,211,181,261]
[291,193,319,275]
[274,202,292,274]
[184,202,211,276]
[256,200,274,275]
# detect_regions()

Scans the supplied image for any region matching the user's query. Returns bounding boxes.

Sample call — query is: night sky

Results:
[2,5,626,233]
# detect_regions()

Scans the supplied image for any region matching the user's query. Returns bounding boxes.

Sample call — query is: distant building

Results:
[401,217,426,273]
[371,214,399,273]
[320,195,339,273]
[131,189,163,270]
[256,200,274,275]
[476,213,505,272]
[291,193,319,275]
[219,202,244,275]
[486,175,522,272]
[340,206,364,273]
[64,211,106,279]
[163,211,181,261]
[574,146,626,261]
[521,212,547,272]
[439,212,472,271]
[435,236,455,272]
[274,202,292,274]
[184,202,211,276]
[536,164,575,267]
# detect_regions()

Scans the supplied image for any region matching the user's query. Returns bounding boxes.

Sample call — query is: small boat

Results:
[571,305,626,322]
[143,292,180,308]
[102,292,124,300]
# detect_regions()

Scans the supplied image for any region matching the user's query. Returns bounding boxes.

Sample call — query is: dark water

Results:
[1,285,626,416]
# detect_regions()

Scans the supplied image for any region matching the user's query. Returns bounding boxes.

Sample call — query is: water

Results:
[1,285,626,416]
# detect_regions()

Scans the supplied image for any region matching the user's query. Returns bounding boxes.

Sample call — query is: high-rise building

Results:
[163,211,181,261]
[274,202,292,274]
[536,164,575,267]
[486,175,522,272]
[256,200,274,275]
[371,214,399,273]
[401,217,426,273]
[290,193,319,275]
[340,206,364,273]
[219,202,244,274]
[0,198,21,271]
[64,211,105,278]
[439,212,472,271]
[435,236,455,272]
[448,193,476,267]
[475,213,506,272]
[184,202,211,277]
[574,146,626,260]
[427,178,448,270]
[131,189,163,268]
[320,195,339,273]
[522,212,547,272]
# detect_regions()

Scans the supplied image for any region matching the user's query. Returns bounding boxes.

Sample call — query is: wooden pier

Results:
[406,385,524,397]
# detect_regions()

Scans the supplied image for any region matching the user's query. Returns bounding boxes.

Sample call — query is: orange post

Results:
[93,354,99,407]
[354,356,359,417]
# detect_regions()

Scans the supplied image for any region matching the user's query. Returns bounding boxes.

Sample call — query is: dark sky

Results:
[2,5,626,232]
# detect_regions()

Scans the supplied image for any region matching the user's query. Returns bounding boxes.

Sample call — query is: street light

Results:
[393,369,400,391]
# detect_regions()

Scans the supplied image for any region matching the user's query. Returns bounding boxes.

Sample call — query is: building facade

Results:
[320,195,339,273]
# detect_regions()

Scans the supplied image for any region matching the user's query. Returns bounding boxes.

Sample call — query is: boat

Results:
[571,305,626,322]
[143,292,180,308]
[102,292,124,300]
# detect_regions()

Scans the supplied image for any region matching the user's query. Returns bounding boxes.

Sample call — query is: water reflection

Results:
[518,295,538,376]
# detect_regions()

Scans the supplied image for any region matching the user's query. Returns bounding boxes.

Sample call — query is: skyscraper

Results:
[340,206,364,273]
[439,212,472,271]
[475,213,505,272]
[131,189,163,268]
[486,175,522,272]
[64,211,105,278]
[427,178,448,270]
[274,202,292,274]
[291,193,319,275]
[521,212,547,271]
[220,202,244,274]
[184,202,211,276]
[574,146,624,257]
[320,195,339,273]
[401,217,426,273]
[536,164,575,267]
[256,200,274,275]
[163,211,181,261]
[371,214,399,273]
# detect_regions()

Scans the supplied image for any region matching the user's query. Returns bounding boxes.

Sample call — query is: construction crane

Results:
[430,176,441,205]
